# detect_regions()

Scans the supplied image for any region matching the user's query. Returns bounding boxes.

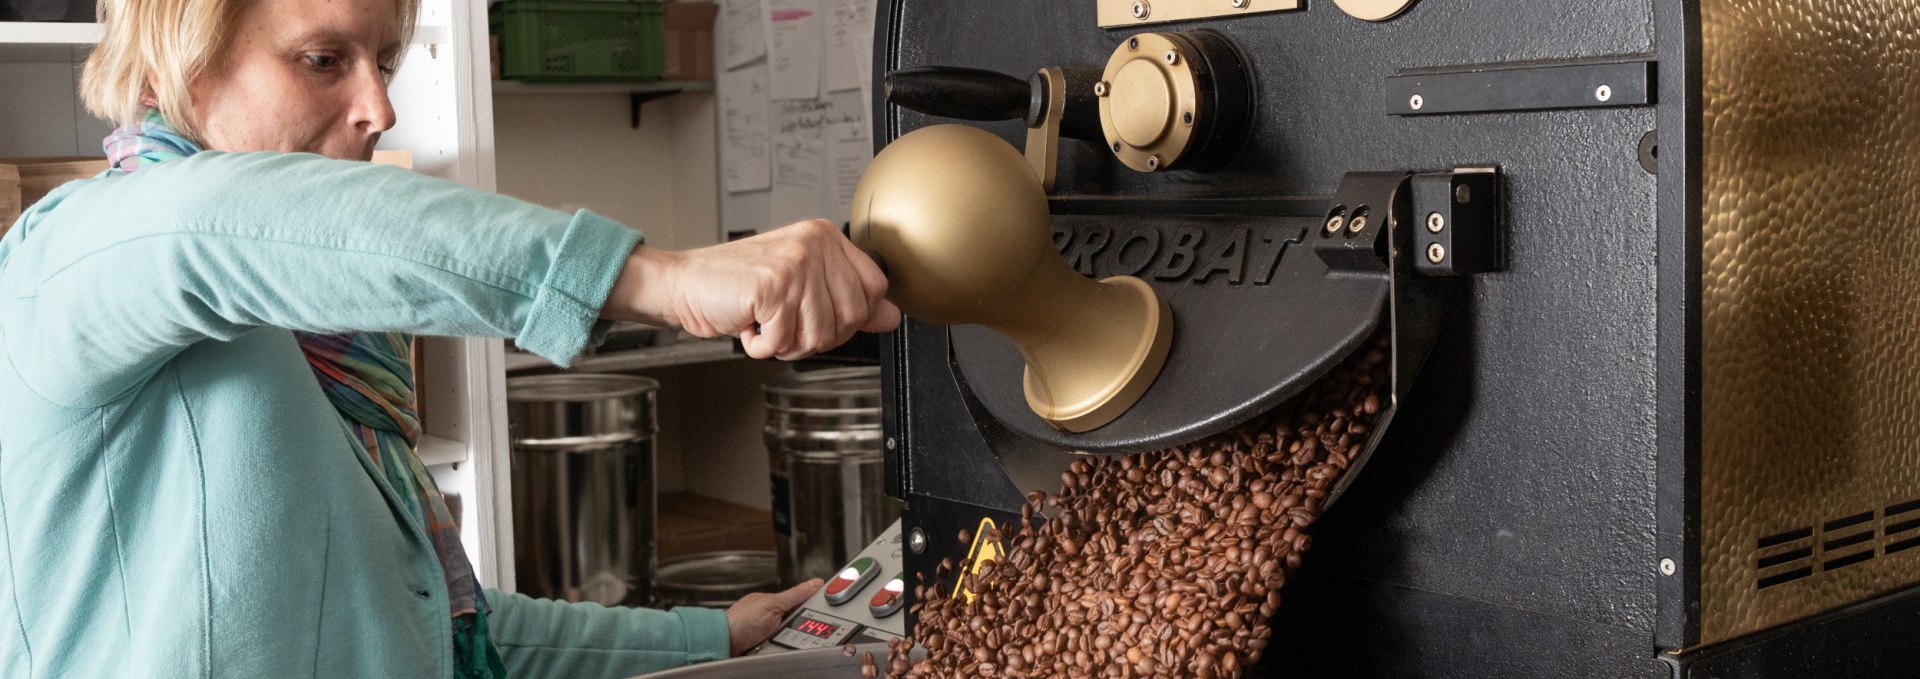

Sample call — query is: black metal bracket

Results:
[629,89,683,128]
[1387,59,1655,116]
[1316,168,1502,509]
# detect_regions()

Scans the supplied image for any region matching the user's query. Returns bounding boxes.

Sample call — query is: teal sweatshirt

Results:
[0,152,730,678]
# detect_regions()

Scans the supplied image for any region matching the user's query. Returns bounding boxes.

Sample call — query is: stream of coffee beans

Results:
[885,335,1390,678]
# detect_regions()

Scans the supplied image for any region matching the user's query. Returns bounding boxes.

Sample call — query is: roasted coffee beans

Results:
[886,335,1391,678]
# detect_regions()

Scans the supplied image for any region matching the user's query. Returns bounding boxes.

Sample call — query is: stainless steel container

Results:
[764,367,899,587]
[508,374,658,607]
[653,550,780,609]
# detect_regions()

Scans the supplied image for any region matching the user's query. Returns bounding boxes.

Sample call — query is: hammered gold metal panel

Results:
[1700,0,1920,646]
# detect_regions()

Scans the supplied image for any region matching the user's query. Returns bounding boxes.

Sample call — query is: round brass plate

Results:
[1112,60,1173,147]
[1098,33,1201,172]
[1331,0,1417,21]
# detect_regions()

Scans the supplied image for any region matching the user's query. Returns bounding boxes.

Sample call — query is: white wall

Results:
[492,91,719,250]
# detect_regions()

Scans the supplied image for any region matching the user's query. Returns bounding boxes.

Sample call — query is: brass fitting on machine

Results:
[850,125,1174,433]
[1097,30,1253,173]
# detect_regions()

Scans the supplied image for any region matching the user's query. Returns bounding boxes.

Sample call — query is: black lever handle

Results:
[885,66,1031,122]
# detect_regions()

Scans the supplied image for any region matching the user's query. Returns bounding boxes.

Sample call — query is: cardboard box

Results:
[0,157,110,238]
[663,2,718,81]
[0,165,19,237]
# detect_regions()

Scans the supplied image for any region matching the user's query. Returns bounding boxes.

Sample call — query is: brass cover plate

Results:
[1698,0,1920,646]
[1098,33,1201,172]
[1331,0,1417,21]
[1097,0,1300,28]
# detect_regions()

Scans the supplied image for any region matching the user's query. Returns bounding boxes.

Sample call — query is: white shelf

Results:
[503,337,742,373]
[490,81,715,96]
[0,21,100,44]
[0,22,98,62]
[418,433,469,467]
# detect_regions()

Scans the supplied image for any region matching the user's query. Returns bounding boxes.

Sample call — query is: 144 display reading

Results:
[794,617,841,639]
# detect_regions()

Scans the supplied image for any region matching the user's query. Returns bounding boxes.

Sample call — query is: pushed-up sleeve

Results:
[0,151,641,408]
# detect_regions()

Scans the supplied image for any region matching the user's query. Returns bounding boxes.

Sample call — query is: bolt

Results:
[1659,558,1676,576]
[1595,84,1613,102]
[1409,94,1425,111]
[1426,212,1445,233]
[1348,215,1368,233]
[1128,37,1140,51]
[1427,242,1447,264]
[1094,81,1110,97]
[1325,215,1344,234]
[1164,50,1180,66]
[1230,0,1249,7]
[1455,183,1473,204]
[1111,140,1124,153]
[886,437,897,450]
[1146,155,1162,170]
[909,528,928,555]
[1182,110,1194,126]
[1131,0,1149,19]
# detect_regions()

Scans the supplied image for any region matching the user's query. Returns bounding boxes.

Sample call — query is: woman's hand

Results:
[725,578,824,656]
[605,219,902,360]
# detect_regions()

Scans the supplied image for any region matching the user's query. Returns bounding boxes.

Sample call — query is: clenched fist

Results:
[603,219,902,360]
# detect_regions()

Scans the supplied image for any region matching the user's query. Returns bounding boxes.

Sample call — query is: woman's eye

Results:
[304,54,340,71]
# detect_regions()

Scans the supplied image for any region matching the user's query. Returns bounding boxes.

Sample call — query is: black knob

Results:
[885,67,1030,122]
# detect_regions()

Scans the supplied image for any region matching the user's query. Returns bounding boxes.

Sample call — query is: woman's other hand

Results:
[725,578,824,656]
[606,219,902,360]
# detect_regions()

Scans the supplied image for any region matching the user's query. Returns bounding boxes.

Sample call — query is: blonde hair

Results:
[81,0,419,143]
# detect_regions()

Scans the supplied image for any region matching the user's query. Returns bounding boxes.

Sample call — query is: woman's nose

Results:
[352,68,398,135]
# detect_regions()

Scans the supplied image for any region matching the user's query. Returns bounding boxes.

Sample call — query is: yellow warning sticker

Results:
[952,517,1005,603]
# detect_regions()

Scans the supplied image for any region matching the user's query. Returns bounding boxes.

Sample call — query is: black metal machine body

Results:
[872,0,1920,677]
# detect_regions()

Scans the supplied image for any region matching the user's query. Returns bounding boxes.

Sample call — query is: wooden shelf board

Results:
[490,80,715,96]
[504,337,742,373]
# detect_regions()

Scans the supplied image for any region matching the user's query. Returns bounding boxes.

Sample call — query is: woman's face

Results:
[187,0,403,160]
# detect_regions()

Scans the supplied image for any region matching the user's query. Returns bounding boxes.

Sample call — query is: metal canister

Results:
[653,550,781,609]
[764,367,899,587]
[507,374,658,607]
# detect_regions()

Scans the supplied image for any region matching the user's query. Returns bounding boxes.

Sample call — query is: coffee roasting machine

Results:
[643,0,1920,677]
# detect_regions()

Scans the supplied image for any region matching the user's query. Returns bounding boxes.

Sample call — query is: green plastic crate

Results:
[490,0,665,82]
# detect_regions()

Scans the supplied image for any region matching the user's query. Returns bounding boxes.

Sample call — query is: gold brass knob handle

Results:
[850,124,1174,432]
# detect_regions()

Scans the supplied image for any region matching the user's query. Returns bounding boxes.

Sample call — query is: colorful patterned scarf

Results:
[107,109,505,676]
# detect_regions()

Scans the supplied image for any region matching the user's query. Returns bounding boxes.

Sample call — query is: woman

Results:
[0,0,898,675]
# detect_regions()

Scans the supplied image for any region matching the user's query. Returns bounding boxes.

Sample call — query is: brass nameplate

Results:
[1097,0,1302,28]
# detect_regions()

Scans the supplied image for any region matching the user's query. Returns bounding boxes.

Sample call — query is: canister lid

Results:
[507,374,659,402]
[654,550,781,609]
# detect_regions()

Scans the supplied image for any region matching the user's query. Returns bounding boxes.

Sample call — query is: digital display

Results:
[794,618,841,639]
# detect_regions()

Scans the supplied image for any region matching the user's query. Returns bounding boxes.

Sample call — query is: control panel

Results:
[749,521,908,655]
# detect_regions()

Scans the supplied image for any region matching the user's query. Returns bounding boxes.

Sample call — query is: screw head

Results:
[1426,242,1447,264]
[1595,85,1613,102]
[1659,558,1676,576]
[1146,155,1162,170]
[909,528,928,554]
[1409,94,1425,111]
[1128,37,1140,51]
[1426,212,1445,233]
[1182,110,1194,126]
[1348,215,1368,233]
[886,437,897,450]
[1230,0,1248,7]
[1130,0,1149,19]
[1111,140,1124,153]
[1455,183,1473,204]
[1325,215,1344,234]
[1094,81,1110,97]
[1163,50,1180,66]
